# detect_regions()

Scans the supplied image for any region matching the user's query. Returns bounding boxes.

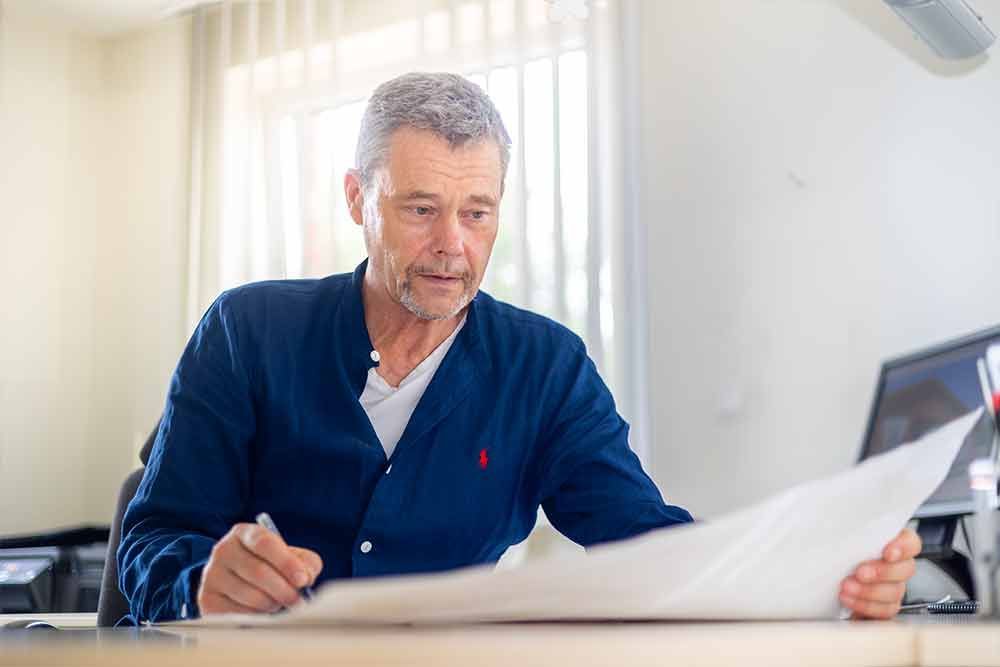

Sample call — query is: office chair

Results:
[96,420,160,627]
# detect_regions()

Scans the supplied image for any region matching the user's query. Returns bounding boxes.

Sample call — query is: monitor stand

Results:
[916,516,975,599]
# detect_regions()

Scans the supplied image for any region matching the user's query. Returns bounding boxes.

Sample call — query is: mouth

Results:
[417,273,463,286]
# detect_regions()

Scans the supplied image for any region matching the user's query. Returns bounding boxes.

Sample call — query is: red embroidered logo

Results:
[479,448,489,470]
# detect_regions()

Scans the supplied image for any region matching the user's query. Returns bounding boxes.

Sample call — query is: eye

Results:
[413,206,433,216]
[469,210,488,221]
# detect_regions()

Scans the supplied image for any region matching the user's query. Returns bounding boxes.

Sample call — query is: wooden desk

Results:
[0,616,997,667]
[913,619,1000,667]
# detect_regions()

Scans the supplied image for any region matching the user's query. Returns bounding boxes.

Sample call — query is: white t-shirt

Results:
[360,316,467,459]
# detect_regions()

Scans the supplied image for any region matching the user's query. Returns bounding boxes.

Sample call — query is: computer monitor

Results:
[857,326,1000,599]
[859,325,1000,518]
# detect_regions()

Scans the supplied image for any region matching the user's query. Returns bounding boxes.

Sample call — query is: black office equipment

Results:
[0,541,107,614]
[858,324,1000,598]
[0,552,55,613]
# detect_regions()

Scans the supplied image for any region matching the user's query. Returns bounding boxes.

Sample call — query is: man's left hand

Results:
[839,528,922,619]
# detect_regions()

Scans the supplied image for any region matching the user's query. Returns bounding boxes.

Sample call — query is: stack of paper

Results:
[180,409,981,626]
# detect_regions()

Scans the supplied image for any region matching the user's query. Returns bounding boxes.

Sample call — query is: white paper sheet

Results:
[177,409,981,626]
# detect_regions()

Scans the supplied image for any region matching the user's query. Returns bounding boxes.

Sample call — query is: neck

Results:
[362,266,465,381]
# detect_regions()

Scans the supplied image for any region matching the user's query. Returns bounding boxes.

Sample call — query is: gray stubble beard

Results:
[398,276,474,321]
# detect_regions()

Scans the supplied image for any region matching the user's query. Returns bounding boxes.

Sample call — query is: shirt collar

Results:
[338,258,491,396]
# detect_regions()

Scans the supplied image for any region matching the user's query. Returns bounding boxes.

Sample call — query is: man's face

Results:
[347,127,503,320]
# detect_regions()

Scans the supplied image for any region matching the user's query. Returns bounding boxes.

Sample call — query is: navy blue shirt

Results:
[118,260,693,623]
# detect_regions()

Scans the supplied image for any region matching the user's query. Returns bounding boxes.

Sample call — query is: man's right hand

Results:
[197,523,323,615]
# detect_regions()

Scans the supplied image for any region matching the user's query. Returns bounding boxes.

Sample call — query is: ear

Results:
[344,169,365,227]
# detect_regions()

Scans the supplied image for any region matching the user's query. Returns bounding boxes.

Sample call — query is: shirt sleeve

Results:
[536,342,693,547]
[117,292,256,623]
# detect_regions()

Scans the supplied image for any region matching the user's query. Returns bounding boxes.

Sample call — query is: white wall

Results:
[88,15,191,531]
[0,9,103,533]
[0,8,190,534]
[640,0,1000,518]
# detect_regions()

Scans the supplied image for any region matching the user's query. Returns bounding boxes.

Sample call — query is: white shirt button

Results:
[360,540,373,554]
[370,350,380,363]
[385,464,392,475]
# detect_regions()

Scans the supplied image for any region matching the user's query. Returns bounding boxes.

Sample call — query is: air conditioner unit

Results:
[884,0,996,59]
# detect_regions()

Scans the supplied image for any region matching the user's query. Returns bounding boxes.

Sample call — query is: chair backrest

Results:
[137,420,158,467]
[96,420,160,627]
[96,468,144,627]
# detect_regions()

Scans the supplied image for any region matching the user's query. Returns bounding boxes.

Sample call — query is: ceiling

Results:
[3,0,207,37]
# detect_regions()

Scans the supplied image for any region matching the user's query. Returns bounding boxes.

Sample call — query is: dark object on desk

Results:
[928,600,980,614]
[3,619,58,630]
[96,419,159,628]
[0,552,54,613]
[913,516,976,598]
[0,543,105,614]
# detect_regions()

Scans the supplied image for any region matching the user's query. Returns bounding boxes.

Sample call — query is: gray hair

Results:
[354,72,512,189]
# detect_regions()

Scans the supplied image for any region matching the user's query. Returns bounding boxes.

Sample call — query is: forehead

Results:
[382,127,503,196]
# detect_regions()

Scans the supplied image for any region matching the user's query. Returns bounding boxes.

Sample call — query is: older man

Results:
[118,73,919,624]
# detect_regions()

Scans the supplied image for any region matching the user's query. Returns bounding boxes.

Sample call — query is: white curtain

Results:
[184,0,648,458]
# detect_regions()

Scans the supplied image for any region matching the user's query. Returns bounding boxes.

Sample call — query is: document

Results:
[180,409,981,626]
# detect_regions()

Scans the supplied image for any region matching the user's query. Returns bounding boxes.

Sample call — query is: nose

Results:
[432,213,464,258]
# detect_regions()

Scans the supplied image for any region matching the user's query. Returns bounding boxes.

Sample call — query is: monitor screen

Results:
[859,327,1000,519]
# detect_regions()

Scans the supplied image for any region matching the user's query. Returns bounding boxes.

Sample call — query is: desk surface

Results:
[1,616,997,667]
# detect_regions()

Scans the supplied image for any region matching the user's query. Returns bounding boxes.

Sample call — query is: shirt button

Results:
[360,540,373,554]
[385,464,392,475]
[370,350,380,363]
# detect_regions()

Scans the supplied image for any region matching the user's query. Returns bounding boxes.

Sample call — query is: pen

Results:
[255,512,315,602]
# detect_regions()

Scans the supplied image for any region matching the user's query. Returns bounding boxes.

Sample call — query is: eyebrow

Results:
[400,191,498,208]
[401,190,441,202]
[467,194,498,208]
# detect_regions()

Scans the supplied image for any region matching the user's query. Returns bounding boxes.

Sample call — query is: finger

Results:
[839,594,900,620]
[208,561,283,613]
[841,578,906,605]
[854,558,916,584]
[221,537,301,608]
[289,547,324,583]
[199,591,260,616]
[883,528,921,562]
[236,524,312,589]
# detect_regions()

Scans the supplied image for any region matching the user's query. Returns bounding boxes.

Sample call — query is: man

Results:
[118,73,919,624]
